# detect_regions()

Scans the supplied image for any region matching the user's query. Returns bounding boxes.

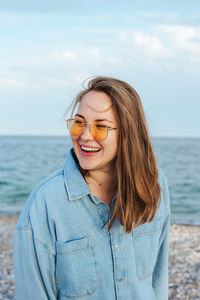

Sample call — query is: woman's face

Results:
[71,90,118,172]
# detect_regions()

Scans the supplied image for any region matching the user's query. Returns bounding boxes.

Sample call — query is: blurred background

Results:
[0,0,200,224]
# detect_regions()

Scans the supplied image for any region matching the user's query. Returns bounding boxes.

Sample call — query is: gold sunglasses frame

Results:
[66,118,117,141]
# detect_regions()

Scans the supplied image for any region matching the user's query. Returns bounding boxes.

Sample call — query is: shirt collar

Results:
[63,148,91,201]
[63,148,116,206]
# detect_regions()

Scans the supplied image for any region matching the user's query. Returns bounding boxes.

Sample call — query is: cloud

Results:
[117,29,174,67]
[0,56,70,90]
[0,46,117,92]
[160,25,200,57]
[118,25,200,73]
[0,77,28,88]
[54,50,77,62]
[133,32,173,59]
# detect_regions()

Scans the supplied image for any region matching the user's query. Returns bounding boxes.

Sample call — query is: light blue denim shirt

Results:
[14,148,170,300]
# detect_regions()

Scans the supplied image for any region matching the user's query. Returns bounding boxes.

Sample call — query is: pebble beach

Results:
[0,214,199,300]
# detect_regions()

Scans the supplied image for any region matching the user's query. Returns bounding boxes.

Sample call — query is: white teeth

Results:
[81,146,100,152]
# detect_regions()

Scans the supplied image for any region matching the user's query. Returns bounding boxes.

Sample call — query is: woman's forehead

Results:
[78,91,114,114]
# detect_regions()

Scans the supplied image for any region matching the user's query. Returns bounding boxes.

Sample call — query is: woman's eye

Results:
[96,124,107,129]
[74,120,83,124]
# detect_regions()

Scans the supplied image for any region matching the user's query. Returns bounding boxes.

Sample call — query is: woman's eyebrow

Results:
[96,119,113,123]
[75,114,85,119]
[75,114,113,123]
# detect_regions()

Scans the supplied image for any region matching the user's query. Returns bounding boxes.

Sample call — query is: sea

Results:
[0,136,200,225]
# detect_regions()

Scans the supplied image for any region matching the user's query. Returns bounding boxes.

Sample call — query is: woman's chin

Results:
[79,161,97,171]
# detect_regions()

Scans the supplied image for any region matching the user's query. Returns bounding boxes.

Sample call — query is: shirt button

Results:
[118,277,123,281]
[101,209,106,214]
[114,244,118,249]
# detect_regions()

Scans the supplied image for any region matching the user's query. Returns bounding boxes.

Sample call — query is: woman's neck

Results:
[85,169,117,206]
[86,169,116,189]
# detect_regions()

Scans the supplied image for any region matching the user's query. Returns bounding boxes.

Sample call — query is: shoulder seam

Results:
[16,168,65,230]
[15,227,56,256]
[34,169,64,194]
[35,169,64,195]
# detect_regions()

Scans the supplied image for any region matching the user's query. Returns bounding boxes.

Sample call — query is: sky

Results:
[0,0,200,137]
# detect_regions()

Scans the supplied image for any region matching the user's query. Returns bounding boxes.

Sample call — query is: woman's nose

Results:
[80,124,93,141]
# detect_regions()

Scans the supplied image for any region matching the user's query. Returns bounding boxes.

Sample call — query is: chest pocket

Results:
[56,235,99,298]
[132,220,162,280]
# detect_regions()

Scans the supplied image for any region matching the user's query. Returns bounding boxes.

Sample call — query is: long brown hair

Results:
[69,76,161,233]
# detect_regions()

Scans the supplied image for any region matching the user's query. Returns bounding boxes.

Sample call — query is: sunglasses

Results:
[66,118,117,141]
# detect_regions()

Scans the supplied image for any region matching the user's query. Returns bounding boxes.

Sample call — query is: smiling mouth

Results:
[80,145,101,152]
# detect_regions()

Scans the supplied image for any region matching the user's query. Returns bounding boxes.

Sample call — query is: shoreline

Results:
[0,214,200,300]
[1,211,200,226]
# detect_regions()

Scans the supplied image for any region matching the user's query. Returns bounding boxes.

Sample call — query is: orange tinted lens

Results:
[68,120,83,136]
[90,123,107,141]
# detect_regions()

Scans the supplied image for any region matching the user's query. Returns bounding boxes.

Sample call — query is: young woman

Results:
[14,76,170,300]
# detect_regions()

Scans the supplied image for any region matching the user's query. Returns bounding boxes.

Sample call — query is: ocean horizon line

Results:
[1,134,200,139]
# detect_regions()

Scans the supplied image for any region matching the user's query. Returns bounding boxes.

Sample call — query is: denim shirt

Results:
[14,148,170,300]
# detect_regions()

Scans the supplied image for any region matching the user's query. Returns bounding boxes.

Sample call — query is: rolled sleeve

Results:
[14,227,57,300]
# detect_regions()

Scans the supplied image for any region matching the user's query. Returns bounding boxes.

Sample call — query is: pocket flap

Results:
[56,235,93,255]
[132,220,162,236]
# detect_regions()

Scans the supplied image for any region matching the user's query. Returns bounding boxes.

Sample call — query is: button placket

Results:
[109,225,127,300]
